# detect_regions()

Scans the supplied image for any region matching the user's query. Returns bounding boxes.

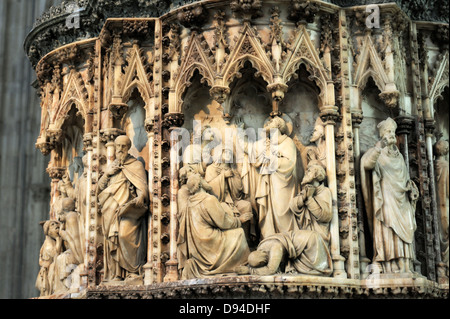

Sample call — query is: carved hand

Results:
[239,212,253,224]
[105,161,121,177]
[224,169,234,178]
[305,184,316,199]
[235,117,245,129]
[376,137,387,150]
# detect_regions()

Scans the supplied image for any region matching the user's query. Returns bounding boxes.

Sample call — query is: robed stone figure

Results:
[205,148,255,244]
[177,174,252,280]
[98,135,148,282]
[361,118,419,274]
[36,220,62,296]
[244,116,298,240]
[435,139,449,270]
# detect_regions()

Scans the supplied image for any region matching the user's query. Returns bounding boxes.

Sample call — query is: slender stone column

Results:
[80,133,93,290]
[163,113,185,282]
[143,118,155,285]
[352,111,371,278]
[321,112,347,278]
[100,128,125,165]
[424,118,446,283]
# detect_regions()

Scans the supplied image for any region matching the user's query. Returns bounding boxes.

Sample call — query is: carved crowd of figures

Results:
[175,114,424,280]
[32,1,449,297]
[36,111,450,295]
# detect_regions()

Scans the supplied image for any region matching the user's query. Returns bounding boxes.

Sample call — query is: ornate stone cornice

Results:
[25,1,449,68]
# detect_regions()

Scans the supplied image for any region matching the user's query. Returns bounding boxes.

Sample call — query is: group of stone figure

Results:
[36,114,449,296]
[36,135,149,296]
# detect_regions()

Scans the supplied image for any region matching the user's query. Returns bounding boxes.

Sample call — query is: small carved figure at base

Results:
[35,220,62,297]
[236,230,333,277]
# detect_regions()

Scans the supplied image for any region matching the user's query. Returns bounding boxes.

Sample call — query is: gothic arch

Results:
[430,52,449,106]
[353,34,392,93]
[121,43,154,113]
[174,33,215,113]
[53,69,89,130]
[282,25,329,108]
[221,23,274,92]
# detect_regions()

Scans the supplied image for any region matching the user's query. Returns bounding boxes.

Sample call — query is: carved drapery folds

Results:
[29,0,448,299]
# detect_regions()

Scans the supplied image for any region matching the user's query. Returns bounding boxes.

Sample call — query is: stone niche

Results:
[25,0,449,299]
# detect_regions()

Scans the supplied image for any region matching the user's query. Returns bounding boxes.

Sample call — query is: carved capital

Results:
[36,141,54,156]
[162,113,185,129]
[209,86,230,104]
[379,90,400,109]
[83,133,94,151]
[320,107,340,125]
[351,112,364,128]
[46,167,66,180]
[100,128,125,144]
[424,118,437,136]
[145,117,155,133]
[108,102,129,119]
[267,82,288,102]
[46,128,63,147]
[395,115,415,136]
[270,111,283,118]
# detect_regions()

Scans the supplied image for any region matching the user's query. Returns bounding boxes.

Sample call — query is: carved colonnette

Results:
[27,0,449,298]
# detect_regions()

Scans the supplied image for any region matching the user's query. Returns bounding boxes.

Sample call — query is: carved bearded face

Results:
[115,136,131,162]
[381,126,397,146]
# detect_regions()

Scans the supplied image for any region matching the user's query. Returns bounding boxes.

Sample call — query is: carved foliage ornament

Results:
[288,0,320,25]
[230,0,263,19]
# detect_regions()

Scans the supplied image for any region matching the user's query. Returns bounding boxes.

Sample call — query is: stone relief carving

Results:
[435,140,449,275]
[53,198,85,294]
[237,229,333,276]
[237,160,333,277]
[361,118,419,275]
[29,0,449,299]
[97,135,149,284]
[303,117,327,169]
[36,220,62,296]
[177,173,252,279]
[244,116,299,240]
[205,148,256,246]
[290,161,332,250]
[36,197,86,297]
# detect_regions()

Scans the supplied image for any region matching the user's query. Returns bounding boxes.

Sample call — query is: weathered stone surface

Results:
[20,0,450,300]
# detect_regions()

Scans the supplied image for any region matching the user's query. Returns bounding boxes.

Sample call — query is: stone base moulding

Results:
[67,275,449,299]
